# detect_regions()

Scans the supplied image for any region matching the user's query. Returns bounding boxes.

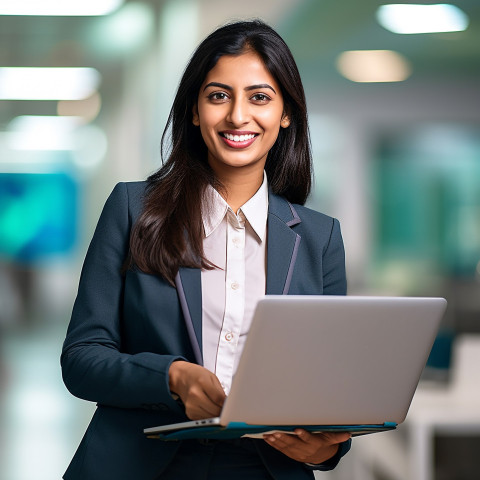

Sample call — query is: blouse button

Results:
[225,332,234,342]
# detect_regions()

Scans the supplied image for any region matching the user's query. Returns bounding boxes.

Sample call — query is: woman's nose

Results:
[226,98,250,127]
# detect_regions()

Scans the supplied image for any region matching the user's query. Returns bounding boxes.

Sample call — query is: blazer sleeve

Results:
[61,183,185,413]
[322,218,347,295]
[304,438,352,471]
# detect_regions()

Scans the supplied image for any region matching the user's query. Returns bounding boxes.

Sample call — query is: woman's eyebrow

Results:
[245,83,276,94]
[203,82,232,91]
[203,82,276,94]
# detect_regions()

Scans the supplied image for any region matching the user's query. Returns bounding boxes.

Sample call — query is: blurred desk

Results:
[406,384,480,480]
[351,335,480,480]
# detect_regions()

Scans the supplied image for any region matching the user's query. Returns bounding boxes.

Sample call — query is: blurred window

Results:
[374,125,480,277]
[0,173,77,262]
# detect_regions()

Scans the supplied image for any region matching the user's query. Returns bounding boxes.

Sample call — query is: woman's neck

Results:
[214,167,264,213]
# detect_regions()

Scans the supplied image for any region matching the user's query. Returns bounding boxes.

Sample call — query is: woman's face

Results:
[193,50,289,178]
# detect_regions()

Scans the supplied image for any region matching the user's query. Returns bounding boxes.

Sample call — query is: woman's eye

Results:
[208,92,229,102]
[251,93,271,103]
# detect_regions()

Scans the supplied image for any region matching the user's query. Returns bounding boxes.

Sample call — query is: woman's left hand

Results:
[263,430,350,464]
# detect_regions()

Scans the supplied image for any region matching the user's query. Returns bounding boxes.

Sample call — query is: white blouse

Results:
[201,173,268,394]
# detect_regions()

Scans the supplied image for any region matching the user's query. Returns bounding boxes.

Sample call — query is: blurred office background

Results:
[0,0,479,479]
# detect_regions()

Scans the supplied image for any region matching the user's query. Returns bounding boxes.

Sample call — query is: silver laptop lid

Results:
[220,295,446,426]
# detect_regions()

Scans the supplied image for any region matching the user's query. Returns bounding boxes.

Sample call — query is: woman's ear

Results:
[281,114,290,128]
[192,104,200,126]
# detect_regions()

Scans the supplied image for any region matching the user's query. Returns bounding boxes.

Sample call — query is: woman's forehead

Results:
[201,51,279,89]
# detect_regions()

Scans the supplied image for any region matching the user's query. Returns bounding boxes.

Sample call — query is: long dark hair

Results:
[129,19,312,285]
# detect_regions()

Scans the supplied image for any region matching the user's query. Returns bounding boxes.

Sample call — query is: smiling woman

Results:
[61,19,351,480]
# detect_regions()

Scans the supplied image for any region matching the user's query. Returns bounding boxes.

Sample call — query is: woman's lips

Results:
[220,131,258,149]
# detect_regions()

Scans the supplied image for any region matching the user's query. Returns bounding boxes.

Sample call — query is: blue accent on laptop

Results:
[145,422,397,441]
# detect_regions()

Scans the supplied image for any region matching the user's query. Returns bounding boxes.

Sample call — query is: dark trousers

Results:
[156,438,274,479]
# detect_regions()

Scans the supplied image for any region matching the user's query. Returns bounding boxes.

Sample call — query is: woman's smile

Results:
[220,130,259,148]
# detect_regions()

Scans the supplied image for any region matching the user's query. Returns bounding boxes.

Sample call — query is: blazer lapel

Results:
[175,268,203,365]
[266,192,302,295]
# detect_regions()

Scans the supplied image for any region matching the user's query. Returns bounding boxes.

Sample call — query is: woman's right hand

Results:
[168,361,226,420]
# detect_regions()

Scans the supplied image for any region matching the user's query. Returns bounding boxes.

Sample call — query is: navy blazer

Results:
[61,181,350,480]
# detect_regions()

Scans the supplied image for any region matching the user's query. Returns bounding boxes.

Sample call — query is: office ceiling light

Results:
[336,50,411,83]
[5,115,108,167]
[0,0,123,16]
[376,3,469,34]
[1,116,107,170]
[6,116,82,150]
[0,67,101,100]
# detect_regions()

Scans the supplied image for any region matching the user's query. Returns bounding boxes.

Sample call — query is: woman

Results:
[61,20,351,480]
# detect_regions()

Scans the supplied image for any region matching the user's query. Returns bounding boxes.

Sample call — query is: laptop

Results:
[144,295,447,440]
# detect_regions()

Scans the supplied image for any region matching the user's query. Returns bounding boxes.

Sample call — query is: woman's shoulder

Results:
[120,181,148,196]
[107,181,148,203]
[100,181,148,222]
[290,201,339,229]
[269,191,338,228]
[291,203,343,250]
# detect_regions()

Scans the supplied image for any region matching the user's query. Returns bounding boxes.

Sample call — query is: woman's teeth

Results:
[223,133,256,142]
